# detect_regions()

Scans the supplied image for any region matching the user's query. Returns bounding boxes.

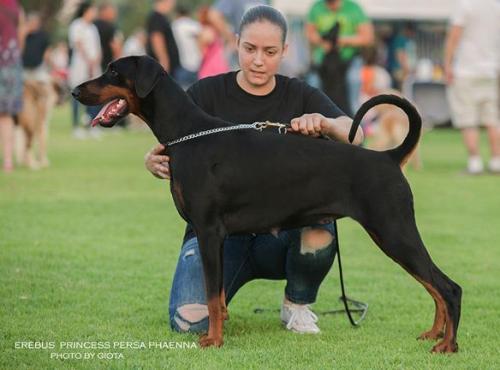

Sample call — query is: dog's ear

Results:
[135,56,163,98]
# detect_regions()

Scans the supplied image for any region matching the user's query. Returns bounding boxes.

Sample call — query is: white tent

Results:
[273,0,456,20]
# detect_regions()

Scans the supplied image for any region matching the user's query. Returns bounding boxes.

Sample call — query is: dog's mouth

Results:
[91,98,129,127]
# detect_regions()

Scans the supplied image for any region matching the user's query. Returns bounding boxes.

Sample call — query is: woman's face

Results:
[237,20,287,88]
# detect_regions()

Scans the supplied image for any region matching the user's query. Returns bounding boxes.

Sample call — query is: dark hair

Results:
[176,5,190,17]
[73,1,93,20]
[98,2,114,13]
[238,5,288,44]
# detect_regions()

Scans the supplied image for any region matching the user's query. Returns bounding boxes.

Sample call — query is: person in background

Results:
[95,2,125,127]
[360,46,392,101]
[94,2,122,72]
[122,29,148,131]
[444,0,500,174]
[359,45,392,135]
[123,29,146,56]
[22,12,51,83]
[68,1,102,139]
[172,5,201,88]
[197,5,229,79]
[49,41,69,83]
[0,0,24,173]
[146,0,180,77]
[390,22,417,90]
[207,0,268,68]
[306,0,374,116]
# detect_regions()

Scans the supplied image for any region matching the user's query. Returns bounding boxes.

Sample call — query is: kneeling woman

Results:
[145,5,363,334]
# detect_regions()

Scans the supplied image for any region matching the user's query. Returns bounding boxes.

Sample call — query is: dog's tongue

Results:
[91,99,122,127]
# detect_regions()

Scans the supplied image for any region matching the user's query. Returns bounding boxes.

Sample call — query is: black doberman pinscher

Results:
[72,55,461,352]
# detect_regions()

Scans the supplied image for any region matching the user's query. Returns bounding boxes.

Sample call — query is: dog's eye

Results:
[110,68,118,77]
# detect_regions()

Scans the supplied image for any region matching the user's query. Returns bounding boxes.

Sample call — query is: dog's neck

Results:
[139,73,224,145]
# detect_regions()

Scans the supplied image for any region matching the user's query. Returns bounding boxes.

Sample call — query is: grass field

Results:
[1,104,499,369]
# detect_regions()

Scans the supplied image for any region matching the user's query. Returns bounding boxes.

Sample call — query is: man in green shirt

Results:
[306,0,373,115]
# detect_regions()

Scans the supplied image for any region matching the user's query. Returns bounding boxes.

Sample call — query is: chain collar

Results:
[166,121,289,146]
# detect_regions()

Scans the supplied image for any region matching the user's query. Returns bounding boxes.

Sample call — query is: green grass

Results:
[1,104,499,369]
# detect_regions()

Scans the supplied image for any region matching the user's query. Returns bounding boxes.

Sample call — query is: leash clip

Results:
[254,122,266,131]
[254,121,288,134]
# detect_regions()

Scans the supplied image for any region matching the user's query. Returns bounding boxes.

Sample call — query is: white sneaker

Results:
[72,127,87,140]
[280,301,320,334]
[488,157,500,174]
[467,156,484,175]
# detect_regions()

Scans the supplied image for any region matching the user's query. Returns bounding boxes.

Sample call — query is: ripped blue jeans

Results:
[168,223,337,333]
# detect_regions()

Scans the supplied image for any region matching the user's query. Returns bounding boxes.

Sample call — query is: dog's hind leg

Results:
[22,127,36,169]
[196,226,226,348]
[38,88,52,168]
[37,113,49,168]
[363,216,461,353]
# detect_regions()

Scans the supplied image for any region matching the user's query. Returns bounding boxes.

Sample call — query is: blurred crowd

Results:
[1,0,499,174]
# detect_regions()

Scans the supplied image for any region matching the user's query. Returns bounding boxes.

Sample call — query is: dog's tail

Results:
[348,94,422,165]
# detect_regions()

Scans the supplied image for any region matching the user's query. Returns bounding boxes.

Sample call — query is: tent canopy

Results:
[273,0,456,20]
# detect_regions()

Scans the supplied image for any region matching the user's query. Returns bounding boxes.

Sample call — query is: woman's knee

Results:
[300,228,334,255]
[170,303,209,333]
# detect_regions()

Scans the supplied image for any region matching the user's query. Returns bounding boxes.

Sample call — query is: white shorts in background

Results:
[447,77,499,128]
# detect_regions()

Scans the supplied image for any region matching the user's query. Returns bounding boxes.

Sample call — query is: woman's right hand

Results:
[145,144,170,179]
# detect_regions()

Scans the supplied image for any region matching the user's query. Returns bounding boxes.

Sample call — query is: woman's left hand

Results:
[290,113,329,137]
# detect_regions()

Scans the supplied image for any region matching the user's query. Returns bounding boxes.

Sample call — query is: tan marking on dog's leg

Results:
[413,278,457,352]
[199,296,224,348]
[417,281,446,341]
[220,288,228,321]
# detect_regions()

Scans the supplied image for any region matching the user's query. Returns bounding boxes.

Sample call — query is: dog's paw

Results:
[417,330,444,341]
[431,340,458,353]
[199,334,224,348]
[23,156,39,170]
[40,158,50,168]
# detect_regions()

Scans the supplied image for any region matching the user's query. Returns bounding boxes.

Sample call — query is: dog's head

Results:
[71,55,164,127]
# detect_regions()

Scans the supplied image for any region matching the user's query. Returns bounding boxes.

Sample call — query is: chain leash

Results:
[166,121,289,146]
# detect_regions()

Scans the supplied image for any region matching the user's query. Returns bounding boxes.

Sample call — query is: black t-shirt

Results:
[94,19,116,70]
[146,11,180,73]
[22,30,50,69]
[181,71,345,242]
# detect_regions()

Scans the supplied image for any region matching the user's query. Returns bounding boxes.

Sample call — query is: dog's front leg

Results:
[197,227,225,348]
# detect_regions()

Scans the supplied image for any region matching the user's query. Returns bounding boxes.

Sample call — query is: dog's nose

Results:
[71,87,80,99]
